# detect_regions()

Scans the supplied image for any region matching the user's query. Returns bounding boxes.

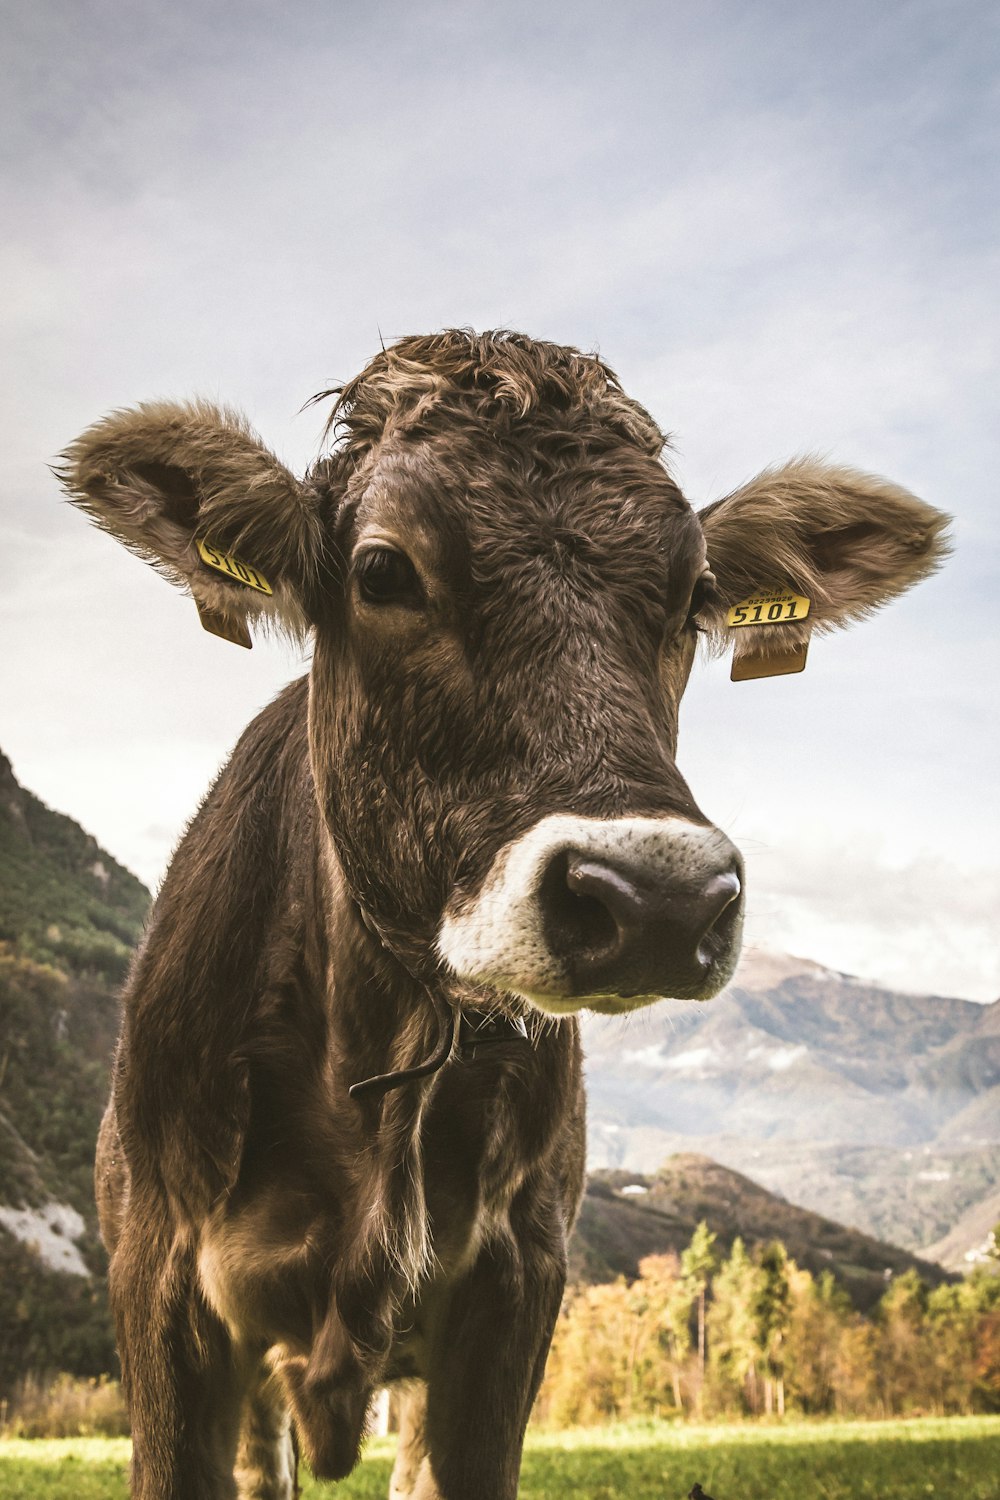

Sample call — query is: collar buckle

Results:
[458,1009,529,1061]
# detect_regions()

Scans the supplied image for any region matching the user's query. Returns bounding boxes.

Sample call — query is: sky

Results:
[2,0,998,1000]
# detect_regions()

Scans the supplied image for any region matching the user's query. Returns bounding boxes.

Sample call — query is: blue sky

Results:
[2,0,997,997]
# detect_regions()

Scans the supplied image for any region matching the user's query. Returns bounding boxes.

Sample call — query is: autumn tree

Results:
[681,1221,717,1386]
[706,1237,763,1414]
[832,1316,880,1416]
[539,1280,634,1425]
[877,1270,930,1413]
[785,1268,852,1415]
[534,1229,1000,1429]
[636,1253,692,1413]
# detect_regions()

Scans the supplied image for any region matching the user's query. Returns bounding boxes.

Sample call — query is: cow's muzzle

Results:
[437,814,744,1014]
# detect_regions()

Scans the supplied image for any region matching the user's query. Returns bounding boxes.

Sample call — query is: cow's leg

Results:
[279,1315,372,1483]
[112,1203,246,1500]
[416,1214,566,1500]
[389,1384,431,1500]
[235,1366,298,1500]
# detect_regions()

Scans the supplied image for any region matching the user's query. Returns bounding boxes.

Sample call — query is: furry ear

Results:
[56,400,326,644]
[697,459,951,664]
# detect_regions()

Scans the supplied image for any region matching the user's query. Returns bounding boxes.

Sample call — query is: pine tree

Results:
[752,1241,792,1415]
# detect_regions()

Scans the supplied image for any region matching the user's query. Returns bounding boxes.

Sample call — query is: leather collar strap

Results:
[457,1009,529,1060]
[348,986,459,1102]
[348,900,530,1101]
[348,997,531,1102]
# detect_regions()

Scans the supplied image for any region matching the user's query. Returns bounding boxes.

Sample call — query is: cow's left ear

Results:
[697,459,951,664]
[57,400,327,646]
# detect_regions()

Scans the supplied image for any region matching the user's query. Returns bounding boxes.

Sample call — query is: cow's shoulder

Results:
[146,674,315,955]
[114,678,318,1201]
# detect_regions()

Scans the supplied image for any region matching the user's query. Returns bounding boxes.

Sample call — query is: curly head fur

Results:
[311,328,667,462]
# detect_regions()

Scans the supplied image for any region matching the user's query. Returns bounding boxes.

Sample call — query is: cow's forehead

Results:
[345,430,707,596]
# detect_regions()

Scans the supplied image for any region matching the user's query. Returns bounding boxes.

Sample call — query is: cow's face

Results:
[59,332,950,1016]
[308,415,743,1011]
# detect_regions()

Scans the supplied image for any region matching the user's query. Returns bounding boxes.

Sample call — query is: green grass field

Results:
[2,1417,998,1499]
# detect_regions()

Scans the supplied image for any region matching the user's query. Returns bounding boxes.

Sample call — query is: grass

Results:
[0,1437,131,1500]
[2,1417,999,1498]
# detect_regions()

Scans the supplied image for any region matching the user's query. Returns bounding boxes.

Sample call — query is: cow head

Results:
[59,331,949,1015]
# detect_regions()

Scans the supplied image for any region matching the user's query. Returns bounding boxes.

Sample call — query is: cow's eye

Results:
[355,547,423,607]
[685,571,719,631]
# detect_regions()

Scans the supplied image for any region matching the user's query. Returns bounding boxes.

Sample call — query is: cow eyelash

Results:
[354,546,423,608]
[685,572,720,633]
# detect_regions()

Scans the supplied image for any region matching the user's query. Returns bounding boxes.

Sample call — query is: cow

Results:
[59,330,949,1500]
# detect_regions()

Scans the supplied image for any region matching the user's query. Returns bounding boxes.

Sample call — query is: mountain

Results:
[922,1185,1000,1272]
[0,750,148,981]
[0,749,150,1392]
[582,951,1000,1262]
[570,1154,953,1312]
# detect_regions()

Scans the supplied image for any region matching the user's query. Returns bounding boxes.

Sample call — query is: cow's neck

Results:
[315,825,542,1177]
[306,820,578,1370]
[317,825,532,1100]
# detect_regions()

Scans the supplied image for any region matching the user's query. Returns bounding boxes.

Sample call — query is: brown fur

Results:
[61,330,949,1500]
[699,458,951,661]
[313,328,668,459]
[56,400,321,642]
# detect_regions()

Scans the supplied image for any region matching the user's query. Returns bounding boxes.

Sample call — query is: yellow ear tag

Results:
[731,640,809,681]
[727,589,812,681]
[195,598,253,649]
[196,539,272,595]
[726,590,810,628]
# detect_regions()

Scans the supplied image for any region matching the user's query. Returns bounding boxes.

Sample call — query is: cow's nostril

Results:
[694,869,742,968]
[538,852,628,964]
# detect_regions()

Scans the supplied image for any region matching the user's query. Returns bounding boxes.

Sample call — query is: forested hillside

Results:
[0,752,148,981]
[0,750,150,1393]
[572,1156,951,1312]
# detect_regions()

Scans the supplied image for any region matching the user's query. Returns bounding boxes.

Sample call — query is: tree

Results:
[681,1221,718,1385]
[546,1280,631,1425]
[833,1317,880,1417]
[751,1241,792,1415]
[877,1270,929,1414]
[636,1253,692,1412]
[706,1237,763,1414]
[785,1268,852,1415]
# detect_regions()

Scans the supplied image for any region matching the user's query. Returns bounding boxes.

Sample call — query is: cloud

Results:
[742,836,1000,1001]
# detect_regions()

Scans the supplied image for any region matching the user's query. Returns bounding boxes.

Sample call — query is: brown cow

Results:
[59,330,948,1500]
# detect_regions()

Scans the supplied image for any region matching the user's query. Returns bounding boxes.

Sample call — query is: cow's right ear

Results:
[57,400,326,646]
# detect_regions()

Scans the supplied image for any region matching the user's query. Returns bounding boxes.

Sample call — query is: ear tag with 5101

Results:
[727,589,811,681]
[194,539,272,648]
